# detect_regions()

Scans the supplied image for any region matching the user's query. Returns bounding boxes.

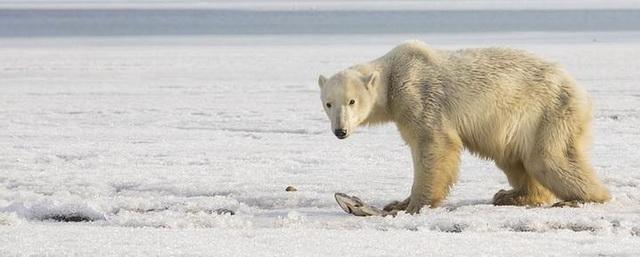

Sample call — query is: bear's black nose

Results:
[334,129,348,139]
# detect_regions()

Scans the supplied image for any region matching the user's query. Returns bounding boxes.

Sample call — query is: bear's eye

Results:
[349,99,356,105]
[326,103,332,108]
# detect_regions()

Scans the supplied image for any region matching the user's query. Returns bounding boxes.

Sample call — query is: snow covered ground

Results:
[1,2,640,256]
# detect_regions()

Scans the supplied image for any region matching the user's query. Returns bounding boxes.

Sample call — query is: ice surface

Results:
[1,2,640,256]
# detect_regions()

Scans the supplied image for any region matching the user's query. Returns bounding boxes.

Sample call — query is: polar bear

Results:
[318,40,610,214]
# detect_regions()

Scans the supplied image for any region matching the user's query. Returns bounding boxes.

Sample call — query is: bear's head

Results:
[318,70,379,139]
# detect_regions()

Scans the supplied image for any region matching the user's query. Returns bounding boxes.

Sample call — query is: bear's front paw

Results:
[405,200,427,214]
[383,197,410,212]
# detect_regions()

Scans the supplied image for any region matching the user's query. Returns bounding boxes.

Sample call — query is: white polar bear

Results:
[318,40,610,214]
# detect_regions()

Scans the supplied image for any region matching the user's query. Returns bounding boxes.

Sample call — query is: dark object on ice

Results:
[334,193,388,217]
[285,186,297,192]
[43,214,95,222]
[211,208,235,215]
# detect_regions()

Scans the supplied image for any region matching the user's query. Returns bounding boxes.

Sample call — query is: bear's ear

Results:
[318,75,327,89]
[364,71,379,91]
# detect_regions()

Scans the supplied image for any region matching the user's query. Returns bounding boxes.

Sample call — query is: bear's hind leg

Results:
[525,112,610,205]
[525,149,610,205]
[493,161,554,206]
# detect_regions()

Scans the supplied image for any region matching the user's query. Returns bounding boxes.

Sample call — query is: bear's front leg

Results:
[405,132,462,214]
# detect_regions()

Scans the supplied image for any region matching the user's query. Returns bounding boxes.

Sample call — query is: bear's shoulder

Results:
[381,40,448,71]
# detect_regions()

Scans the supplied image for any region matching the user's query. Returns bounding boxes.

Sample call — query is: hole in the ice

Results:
[43,214,95,222]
